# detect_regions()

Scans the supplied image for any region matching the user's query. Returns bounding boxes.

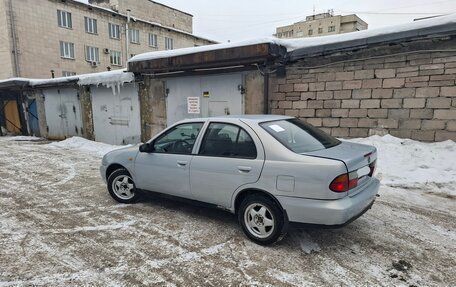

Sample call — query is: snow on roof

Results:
[129,13,456,63]
[0,70,135,94]
[77,69,135,94]
[129,38,277,62]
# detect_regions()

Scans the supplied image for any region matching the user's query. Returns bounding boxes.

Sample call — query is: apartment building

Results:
[275,11,368,39]
[0,0,214,79]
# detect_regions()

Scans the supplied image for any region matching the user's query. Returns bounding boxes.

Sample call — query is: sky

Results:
[150,0,456,42]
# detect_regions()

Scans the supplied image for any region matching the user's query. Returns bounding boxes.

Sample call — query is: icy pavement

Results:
[0,136,455,286]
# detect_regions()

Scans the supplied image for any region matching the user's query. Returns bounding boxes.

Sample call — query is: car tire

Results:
[107,168,139,204]
[238,195,288,245]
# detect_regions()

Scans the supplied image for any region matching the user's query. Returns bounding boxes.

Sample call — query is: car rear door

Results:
[189,121,265,208]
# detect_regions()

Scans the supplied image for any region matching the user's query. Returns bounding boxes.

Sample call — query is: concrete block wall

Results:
[270,41,456,142]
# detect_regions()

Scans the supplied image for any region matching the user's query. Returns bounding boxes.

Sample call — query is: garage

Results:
[91,83,141,145]
[43,87,83,139]
[165,73,244,125]
[129,41,287,140]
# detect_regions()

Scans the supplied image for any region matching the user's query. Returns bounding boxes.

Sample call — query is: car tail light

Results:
[329,172,358,193]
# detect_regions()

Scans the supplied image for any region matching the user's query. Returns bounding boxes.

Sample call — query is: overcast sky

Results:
[151,0,456,42]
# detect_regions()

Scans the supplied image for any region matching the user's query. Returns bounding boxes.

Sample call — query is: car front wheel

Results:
[238,195,287,245]
[107,168,138,204]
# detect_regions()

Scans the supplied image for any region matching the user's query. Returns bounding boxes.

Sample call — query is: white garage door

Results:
[43,88,83,139]
[166,73,244,125]
[91,83,141,145]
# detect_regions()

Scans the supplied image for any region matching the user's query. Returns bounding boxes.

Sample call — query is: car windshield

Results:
[260,118,340,153]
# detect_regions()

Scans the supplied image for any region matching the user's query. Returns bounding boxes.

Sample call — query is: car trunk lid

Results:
[302,141,377,196]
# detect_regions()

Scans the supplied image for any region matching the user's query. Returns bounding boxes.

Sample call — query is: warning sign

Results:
[187,97,200,114]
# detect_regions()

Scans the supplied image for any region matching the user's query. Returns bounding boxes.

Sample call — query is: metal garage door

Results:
[43,88,83,139]
[166,73,244,125]
[91,83,141,145]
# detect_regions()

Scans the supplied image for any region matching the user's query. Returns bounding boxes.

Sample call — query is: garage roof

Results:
[0,70,134,90]
[128,41,288,75]
[128,13,456,73]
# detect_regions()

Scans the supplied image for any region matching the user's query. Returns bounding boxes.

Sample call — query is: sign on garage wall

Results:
[187,97,200,114]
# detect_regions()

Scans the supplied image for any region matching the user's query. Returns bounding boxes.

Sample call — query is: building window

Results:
[165,37,173,50]
[109,23,120,39]
[85,46,99,63]
[62,71,76,77]
[110,50,122,66]
[59,41,74,59]
[85,17,97,34]
[148,33,158,47]
[318,27,323,34]
[130,29,140,44]
[308,29,313,36]
[57,10,72,28]
[328,26,336,32]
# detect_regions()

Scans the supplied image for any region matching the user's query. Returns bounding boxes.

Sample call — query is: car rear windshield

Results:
[260,118,340,153]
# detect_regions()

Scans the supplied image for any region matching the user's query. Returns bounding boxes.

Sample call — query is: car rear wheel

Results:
[238,195,287,245]
[107,168,138,204]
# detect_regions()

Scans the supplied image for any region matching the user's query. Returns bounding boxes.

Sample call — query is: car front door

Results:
[189,122,265,208]
[134,122,204,198]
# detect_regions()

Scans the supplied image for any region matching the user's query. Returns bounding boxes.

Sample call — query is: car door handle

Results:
[177,160,188,167]
[238,166,252,173]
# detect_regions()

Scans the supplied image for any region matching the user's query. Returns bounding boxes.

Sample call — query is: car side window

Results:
[199,123,257,159]
[153,122,203,154]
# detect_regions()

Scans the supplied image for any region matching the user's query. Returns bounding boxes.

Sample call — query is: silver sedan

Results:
[100,115,380,245]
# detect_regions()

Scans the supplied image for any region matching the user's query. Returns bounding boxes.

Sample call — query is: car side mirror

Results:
[139,143,154,153]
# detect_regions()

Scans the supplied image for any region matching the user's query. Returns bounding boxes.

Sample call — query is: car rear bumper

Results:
[276,178,380,225]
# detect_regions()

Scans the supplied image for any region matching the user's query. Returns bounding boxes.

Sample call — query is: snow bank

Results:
[47,136,129,157]
[348,135,456,193]
[129,13,456,62]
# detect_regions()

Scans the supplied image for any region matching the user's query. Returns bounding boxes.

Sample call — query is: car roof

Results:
[179,114,292,124]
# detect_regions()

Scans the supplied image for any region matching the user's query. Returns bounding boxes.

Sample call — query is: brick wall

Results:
[270,37,456,141]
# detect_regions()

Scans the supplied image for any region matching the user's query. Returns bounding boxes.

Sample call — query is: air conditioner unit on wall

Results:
[103,48,109,54]
[90,61,97,67]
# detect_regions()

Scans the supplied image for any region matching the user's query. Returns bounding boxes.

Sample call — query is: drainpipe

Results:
[125,9,131,66]
[8,0,20,77]
[263,73,269,114]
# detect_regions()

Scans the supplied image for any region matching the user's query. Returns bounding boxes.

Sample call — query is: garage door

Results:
[91,83,141,145]
[43,88,83,139]
[166,73,244,125]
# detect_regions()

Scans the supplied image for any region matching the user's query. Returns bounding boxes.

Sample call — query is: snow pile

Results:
[47,136,129,156]
[348,135,456,194]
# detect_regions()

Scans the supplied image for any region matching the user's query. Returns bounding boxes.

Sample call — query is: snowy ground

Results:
[0,136,455,286]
